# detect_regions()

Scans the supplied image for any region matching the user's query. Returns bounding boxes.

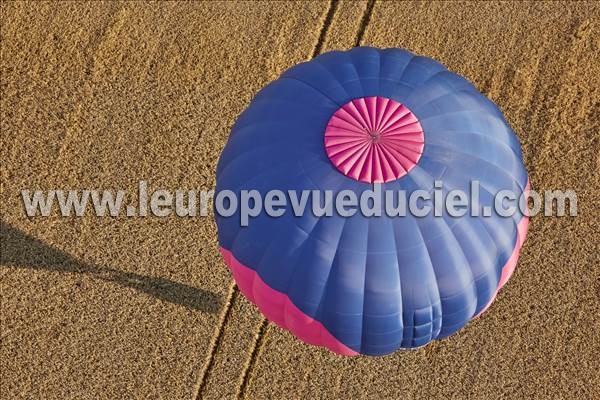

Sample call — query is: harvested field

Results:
[1,1,599,399]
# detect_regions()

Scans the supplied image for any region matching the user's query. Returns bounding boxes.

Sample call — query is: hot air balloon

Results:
[215,47,529,356]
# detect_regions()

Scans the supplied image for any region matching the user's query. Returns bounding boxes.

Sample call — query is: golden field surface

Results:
[1,1,599,399]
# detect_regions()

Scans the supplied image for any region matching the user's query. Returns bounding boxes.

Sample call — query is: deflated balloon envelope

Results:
[215,47,529,356]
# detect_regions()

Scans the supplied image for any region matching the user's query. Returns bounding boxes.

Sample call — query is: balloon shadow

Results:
[0,221,221,314]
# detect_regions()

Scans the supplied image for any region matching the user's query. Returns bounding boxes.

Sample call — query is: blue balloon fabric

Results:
[215,47,529,356]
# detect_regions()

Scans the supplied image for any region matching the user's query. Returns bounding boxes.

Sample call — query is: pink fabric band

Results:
[476,182,531,317]
[220,247,359,356]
